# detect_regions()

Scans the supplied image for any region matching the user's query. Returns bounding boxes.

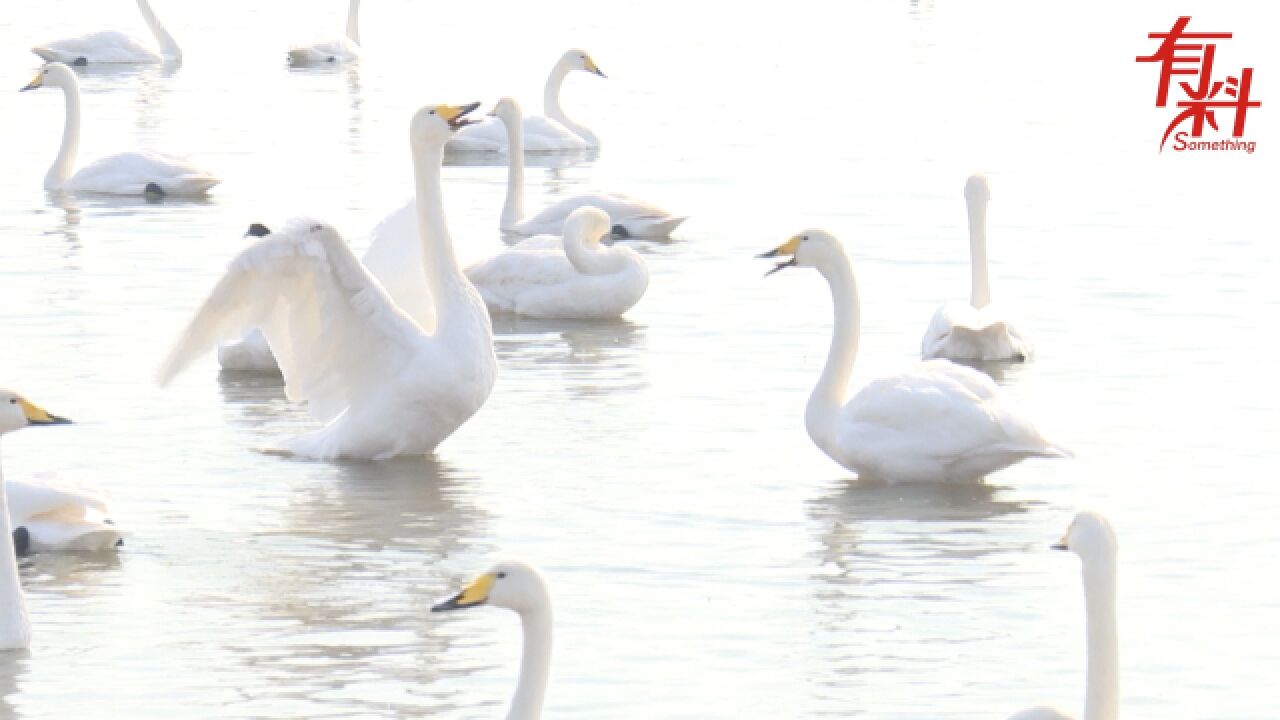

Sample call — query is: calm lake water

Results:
[0,0,1276,717]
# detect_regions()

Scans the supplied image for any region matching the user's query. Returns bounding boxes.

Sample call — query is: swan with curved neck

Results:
[466,205,649,319]
[0,389,72,650]
[921,174,1032,361]
[21,63,219,196]
[491,97,685,239]
[759,229,1067,483]
[1008,511,1119,720]
[433,561,553,720]
[32,0,181,65]
[157,103,496,460]
[288,0,362,65]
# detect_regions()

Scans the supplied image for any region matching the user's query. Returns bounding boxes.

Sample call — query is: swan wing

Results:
[156,218,426,424]
[361,199,438,332]
[464,238,577,312]
[521,116,590,151]
[514,192,682,237]
[5,476,108,524]
[1006,707,1074,720]
[67,151,219,196]
[33,31,161,64]
[288,38,359,64]
[446,117,509,153]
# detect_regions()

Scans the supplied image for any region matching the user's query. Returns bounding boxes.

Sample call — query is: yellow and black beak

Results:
[584,56,606,78]
[19,398,71,425]
[757,235,802,277]
[20,70,44,92]
[438,102,482,130]
[1050,535,1069,551]
[431,572,496,612]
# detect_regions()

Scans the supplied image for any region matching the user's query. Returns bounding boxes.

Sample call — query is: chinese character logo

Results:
[1137,17,1260,154]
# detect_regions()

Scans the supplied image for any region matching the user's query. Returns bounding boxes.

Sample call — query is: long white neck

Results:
[137,0,181,61]
[499,112,526,232]
[46,78,82,191]
[562,230,622,276]
[0,442,33,651]
[805,253,860,453]
[508,605,552,720]
[345,0,361,45]
[967,193,991,309]
[1081,557,1119,720]
[542,62,597,146]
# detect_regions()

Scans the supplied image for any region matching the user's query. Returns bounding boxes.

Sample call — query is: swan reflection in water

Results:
[492,316,647,398]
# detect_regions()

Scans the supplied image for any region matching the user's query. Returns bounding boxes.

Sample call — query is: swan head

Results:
[965,173,991,205]
[0,389,71,435]
[564,206,611,245]
[563,48,606,78]
[432,560,551,616]
[409,103,482,148]
[1052,511,1118,564]
[20,62,76,92]
[488,96,523,128]
[757,229,845,276]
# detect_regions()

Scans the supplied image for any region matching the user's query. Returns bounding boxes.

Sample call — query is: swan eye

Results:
[495,572,507,579]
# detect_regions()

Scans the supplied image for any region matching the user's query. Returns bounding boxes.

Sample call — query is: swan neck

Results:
[562,229,615,276]
[509,605,552,720]
[346,0,361,45]
[137,0,181,61]
[1082,558,1119,720]
[541,62,596,145]
[0,444,32,650]
[47,77,82,191]
[500,113,526,231]
[806,255,860,446]
[967,195,991,309]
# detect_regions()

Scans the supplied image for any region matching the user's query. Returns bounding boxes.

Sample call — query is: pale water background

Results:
[0,0,1277,717]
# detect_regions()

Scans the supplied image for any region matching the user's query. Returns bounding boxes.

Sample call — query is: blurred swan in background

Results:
[32,0,181,65]
[8,476,122,555]
[288,0,361,66]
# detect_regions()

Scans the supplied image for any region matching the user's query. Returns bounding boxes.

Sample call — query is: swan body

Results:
[288,0,361,65]
[491,97,685,239]
[21,63,218,196]
[466,207,649,318]
[1008,511,1119,720]
[157,103,496,461]
[0,389,73,650]
[922,175,1031,361]
[8,476,122,554]
[759,230,1067,484]
[32,0,181,65]
[433,561,552,720]
[448,49,604,154]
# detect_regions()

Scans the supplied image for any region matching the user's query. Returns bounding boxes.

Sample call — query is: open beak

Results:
[757,236,802,277]
[439,102,482,130]
[431,572,495,612]
[20,398,71,425]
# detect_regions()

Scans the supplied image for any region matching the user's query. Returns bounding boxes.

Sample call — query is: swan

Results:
[32,0,181,65]
[489,97,685,238]
[921,174,1031,362]
[433,561,552,720]
[758,230,1068,483]
[288,0,361,66]
[21,63,219,197]
[217,224,286,373]
[0,388,72,650]
[465,206,649,319]
[448,49,605,154]
[8,476,122,555]
[156,103,497,461]
[1007,511,1119,720]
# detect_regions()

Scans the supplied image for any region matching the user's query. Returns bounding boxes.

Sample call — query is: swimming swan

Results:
[921,174,1031,361]
[288,0,361,66]
[21,63,219,197]
[0,388,72,650]
[1007,511,1119,720]
[8,476,122,555]
[466,206,649,319]
[32,0,181,65]
[433,561,552,720]
[758,230,1067,483]
[157,103,496,461]
[448,48,605,154]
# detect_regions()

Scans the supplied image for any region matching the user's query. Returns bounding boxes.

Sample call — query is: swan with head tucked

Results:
[21,63,218,196]
[921,174,1031,362]
[32,0,181,65]
[288,0,361,66]
[8,475,122,556]
[0,388,72,650]
[758,230,1067,483]
[448,49,605,154]
[433,561,553,720]
[465,206,649,319]
[157,103,496,461]
[1007,511,1119,720]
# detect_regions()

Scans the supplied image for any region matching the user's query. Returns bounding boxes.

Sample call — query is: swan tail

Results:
[933,322,1028,361]
[616,215,687,238]
[21,519,123,554]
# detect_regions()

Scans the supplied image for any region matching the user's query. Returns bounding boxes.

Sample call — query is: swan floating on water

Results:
[32,0,181,65]
[21,63,218,197]
[922,174,1032,362]
[433,561,553,720]
[759,229,1067,483]
[157,103,496,461]
[288,0,361,66]
[8,476,122,555]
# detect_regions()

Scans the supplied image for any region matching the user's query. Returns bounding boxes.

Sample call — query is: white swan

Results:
[466,206,649,319]
[217,225,284,373]
[8,475,122,555]
[157,103,497,461]
[448,49,605,154]
[0,388,72,650]
[490,97,685,238]
[1008,511,1119,720]
[32,0,181,65]
[758,230,1068,483]
[21,63,219,197]
[288,0,361,66]
[921,174,1031,362]
[433,561,552,720]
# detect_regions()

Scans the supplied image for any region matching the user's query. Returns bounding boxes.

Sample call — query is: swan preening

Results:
[466,206,649,318]
[433,561,552,720]
[1008,511,1119,720]
[157,103,496,460]
[759,230,1067,483]
[1,389,72,650]
[288,0,362,66]
[921,174,1032,362]
[32,0,181,65]
[448,49,605,155]
[21,63,219,197]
